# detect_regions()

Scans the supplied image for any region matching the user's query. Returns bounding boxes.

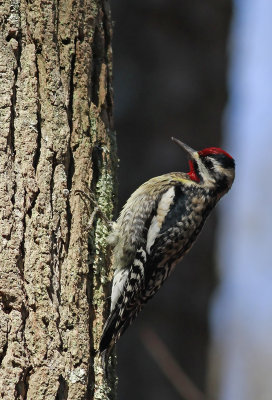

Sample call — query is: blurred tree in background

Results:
[211,1,272,399]
[111,1,232,399]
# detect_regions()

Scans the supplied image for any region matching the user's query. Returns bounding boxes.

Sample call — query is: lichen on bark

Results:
[0,0,117,399]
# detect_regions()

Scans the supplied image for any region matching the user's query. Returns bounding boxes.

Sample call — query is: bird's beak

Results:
[171,137,198,160]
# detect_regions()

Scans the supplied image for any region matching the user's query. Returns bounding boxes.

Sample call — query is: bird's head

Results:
[172,137,235,196]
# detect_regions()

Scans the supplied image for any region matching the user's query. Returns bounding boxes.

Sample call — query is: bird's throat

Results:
[187,160,200,182]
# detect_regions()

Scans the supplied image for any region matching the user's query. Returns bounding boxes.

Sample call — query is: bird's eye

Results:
[204,159,214,170]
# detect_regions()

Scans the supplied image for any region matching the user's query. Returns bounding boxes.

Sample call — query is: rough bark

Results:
[0,0,116,399]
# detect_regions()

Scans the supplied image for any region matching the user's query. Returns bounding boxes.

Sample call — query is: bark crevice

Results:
[15,366,32,400]
[32,49,42,172]
[91,25,103,108]
[65,146,73,252]
[0,328,8,364]
[67,38,76,133]
[101,0,113,117]
[7,60,17,155]
[55,375,68,400]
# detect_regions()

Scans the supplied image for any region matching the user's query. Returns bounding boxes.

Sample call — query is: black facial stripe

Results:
[203,158,214,170]
[214,176,229,194]
[205,153,235,169]
[193,161,202,182]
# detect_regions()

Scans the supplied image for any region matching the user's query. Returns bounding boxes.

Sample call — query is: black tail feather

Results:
[99,309,119,376]
[99,310,118,353]
[100,348,111,377]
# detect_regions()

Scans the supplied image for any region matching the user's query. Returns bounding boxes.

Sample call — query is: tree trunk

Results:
[0,0,116,399]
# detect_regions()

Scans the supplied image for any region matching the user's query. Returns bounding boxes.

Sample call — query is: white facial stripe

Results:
[207,157,233,179]
[216,165,234,180]
[196,158,215,184]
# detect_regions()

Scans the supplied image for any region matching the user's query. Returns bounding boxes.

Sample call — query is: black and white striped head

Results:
[172,137,235,196]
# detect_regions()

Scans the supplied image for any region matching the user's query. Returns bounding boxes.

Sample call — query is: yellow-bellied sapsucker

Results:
[100,137,235,367]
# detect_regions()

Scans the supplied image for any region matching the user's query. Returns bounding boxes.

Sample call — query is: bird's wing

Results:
[108,174,185,270]
[148,184,188,259]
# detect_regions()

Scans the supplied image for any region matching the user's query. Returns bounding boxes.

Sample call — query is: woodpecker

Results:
[100,137,235,368]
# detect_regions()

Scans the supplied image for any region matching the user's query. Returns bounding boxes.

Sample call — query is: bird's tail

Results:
[99,250,147,373]
[100,348,111,377]
[99,308,120,375]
